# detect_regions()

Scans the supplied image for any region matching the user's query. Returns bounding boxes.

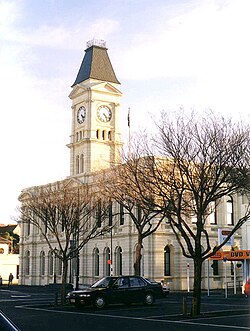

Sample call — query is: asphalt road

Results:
[0,286,249,331]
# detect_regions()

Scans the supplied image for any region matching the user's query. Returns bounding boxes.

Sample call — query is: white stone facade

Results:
[18,42,247,290]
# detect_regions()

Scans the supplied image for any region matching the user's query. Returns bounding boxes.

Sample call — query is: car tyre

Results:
[94,296,106,309]
[144,292,155,306]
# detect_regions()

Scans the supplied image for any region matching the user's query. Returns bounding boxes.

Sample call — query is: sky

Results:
[1,0,250,224]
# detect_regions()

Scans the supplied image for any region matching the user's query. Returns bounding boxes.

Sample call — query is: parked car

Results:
[66,276,164,309]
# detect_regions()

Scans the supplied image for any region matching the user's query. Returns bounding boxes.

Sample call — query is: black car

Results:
[66,276,164,309]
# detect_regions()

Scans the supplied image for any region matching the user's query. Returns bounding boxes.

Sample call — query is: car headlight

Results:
[79,294,91,297]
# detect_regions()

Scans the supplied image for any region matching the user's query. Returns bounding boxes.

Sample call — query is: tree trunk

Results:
[60,259,68,305]
[134,236,143,276]
[192,258,203,316]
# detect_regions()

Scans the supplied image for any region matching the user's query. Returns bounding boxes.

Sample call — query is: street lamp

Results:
[53,248,58,284]
[110,226,113,276]
[223,256,228,298]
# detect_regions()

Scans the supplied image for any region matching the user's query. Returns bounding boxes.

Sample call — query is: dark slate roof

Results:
[72,45,120,86]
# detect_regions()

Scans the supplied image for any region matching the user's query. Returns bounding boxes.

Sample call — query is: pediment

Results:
[68,85,87,99]
[69,81,121,99]
[18,177,85,201]
[92,82,122,95]
[62,177,84,188]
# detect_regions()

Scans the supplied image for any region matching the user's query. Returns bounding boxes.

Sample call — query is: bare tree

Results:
[19,179,109,304]
[99,150,166,276]
[120,111,250,315]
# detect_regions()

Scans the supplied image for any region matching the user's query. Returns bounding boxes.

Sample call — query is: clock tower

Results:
[68,40,123,177]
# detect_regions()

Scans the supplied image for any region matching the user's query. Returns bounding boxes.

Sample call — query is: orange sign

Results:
[209,250,250,261]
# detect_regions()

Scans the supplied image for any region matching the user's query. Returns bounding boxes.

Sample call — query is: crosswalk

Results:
[0,289,60,307]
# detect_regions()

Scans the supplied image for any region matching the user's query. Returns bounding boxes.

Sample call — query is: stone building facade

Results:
[18,40,246,290]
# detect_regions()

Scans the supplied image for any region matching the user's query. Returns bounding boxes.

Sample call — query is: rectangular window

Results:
[119,204,124,225]
[226,198,233,225]
[26,220,31,236]
[209,201,217,225]
[96,203,102,227]
[108,203,112,226]
[212,260,219,276]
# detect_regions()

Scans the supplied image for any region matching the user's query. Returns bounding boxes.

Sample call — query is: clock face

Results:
[97,105,112,122]
[77,106,86,124]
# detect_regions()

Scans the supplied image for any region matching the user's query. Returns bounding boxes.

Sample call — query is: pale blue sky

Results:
[1,0,250,222]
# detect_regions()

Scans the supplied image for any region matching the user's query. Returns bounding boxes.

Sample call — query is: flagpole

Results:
[128,107,131,157]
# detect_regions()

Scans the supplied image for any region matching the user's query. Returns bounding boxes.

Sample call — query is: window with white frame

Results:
[48,251,54,276]
[57,253,62,276]
[25,251,30,275]
[226,197,234,225]
[76,155,80,174]
[164,245,171,276]
[208,201,217,225]
[103,247,111,276]
[93,248,99,277]
[115,247,122,276]
[80,154,84,173]
[40,251,45,276]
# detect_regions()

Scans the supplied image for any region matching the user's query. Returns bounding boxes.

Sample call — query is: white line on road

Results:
[15,305,250,330]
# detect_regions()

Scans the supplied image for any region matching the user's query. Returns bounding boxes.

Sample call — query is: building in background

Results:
[0,224,19,284]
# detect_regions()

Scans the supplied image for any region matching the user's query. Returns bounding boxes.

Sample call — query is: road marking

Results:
[15,306,250,330]
[11,295,31,298]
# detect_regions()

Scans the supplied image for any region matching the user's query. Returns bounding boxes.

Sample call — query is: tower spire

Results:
[72,39,120,87]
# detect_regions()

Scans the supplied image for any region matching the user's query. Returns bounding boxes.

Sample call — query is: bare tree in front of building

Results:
[122,111,250,315]
[99,148,166,276]
[19,179,109,304]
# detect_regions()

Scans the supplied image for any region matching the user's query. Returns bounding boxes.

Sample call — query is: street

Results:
[0,286,249,331]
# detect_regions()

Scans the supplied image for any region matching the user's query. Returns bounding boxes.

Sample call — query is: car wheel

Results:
[94,296,106,309]
[144,293,155,306]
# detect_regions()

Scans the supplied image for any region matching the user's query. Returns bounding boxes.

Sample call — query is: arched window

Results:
[93,248,99,277]
[103,247,111,276]
[40,251,45,276]
[57,252,62,276]
[119,204,124,225]
[209,201,217,225]
[80,154,84,173]
[102,130,105,140]
[25,251,30,275]
[211,260,219,276]
[96,130,100,139]
[108,131,111,140]
[76,155,80,174]
[226,197,234,225]
[115,247,122,275]
[164,245,171,276]
[26,220,31,236]
[48,251,54,276]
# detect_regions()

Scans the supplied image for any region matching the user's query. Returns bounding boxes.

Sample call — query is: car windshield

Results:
[145,278,157,284]
[91,277,117,288]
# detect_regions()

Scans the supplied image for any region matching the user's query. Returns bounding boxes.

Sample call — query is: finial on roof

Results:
[86,39,106,49]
